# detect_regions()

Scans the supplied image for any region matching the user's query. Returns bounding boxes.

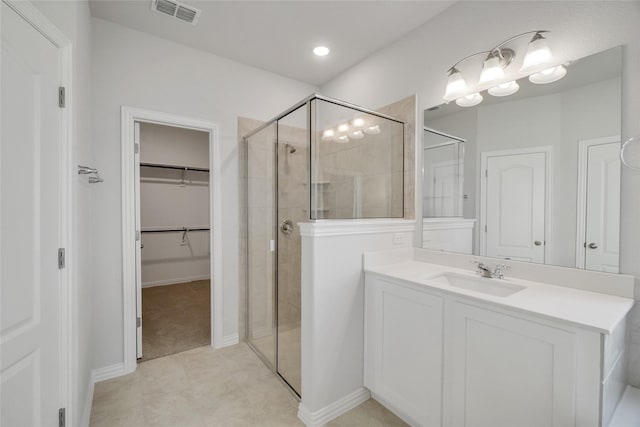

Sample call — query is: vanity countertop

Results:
[365,260,634,334]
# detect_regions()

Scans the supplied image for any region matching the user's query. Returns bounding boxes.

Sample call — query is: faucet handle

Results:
[493,263,511,279]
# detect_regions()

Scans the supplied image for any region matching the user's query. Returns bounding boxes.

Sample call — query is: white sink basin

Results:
[428,273,526,297]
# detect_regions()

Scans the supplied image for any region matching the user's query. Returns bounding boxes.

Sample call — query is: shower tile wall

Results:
[313,95,415,219]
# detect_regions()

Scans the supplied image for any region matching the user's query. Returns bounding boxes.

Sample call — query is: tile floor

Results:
[90,343,407,427]
[141,280,210,361]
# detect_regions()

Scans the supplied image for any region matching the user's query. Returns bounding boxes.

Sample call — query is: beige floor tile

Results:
[90,343,406,427]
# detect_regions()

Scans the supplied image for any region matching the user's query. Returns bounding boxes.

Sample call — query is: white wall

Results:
[31,1,94,425]
[91,17,316,370]
[321,0,640,386]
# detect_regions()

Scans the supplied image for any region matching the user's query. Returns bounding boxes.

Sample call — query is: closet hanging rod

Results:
[141,227,210,233]
[140,162,210,173]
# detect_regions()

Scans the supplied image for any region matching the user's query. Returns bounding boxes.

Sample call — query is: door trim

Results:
[575,135,621,269]
[2,0,73,421]
[479,146,553,262]
[121,107,223,374]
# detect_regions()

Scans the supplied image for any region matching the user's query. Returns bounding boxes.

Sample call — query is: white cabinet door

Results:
[447,301,576,427]
[365,278,443,426]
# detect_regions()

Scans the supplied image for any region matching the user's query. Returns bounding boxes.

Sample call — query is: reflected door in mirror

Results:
[584,141,620,272]
[483,150,546,263]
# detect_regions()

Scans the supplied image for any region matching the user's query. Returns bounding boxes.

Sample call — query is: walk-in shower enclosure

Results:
[245,94,405,397]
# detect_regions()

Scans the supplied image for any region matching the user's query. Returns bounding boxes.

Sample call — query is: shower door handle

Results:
[280,219,294,235]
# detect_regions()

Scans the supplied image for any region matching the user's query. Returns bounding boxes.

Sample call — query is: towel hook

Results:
[77,165,103,183]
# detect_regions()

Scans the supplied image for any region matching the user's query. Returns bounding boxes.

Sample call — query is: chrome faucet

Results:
[474,262,493,278]
[472,261,511,279]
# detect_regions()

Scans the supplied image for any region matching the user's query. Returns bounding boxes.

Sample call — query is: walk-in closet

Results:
[137,122,211,361]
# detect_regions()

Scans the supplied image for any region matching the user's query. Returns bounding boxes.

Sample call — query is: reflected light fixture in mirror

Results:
[350,130,364,139]
[488,80,520,97]
[322,129,334,140]
[363,124,381,134]
[529,65,567,84]
[456,92,483,107]
[335,135,349,143]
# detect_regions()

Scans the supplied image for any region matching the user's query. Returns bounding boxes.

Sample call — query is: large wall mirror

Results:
[422,46,622,273]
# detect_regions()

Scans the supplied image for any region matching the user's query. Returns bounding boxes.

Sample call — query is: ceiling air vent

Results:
[151,0,201,25]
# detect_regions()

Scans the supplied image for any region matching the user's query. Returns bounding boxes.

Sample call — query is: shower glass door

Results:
[246,123,277,369]
[276,105,307,396]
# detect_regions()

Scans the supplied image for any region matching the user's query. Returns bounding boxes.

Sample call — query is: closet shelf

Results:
[140,162,210,173]
[142,227,210,233]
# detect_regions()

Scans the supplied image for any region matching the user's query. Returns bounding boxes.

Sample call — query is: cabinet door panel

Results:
[365,278,443,426]
[448,302,575,427]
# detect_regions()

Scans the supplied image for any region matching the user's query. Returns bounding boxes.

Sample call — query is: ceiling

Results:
[89,0,454,86]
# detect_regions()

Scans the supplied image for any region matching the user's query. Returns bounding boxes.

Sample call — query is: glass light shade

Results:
[479,56,505,85]
[334,135,349,143]
[337,123,349,132]
[350,130,364,140]
[321,129,335,140]
[351,117,365,128]
[363,124,381,135]
[455,92,483,107]
[488,80,520,97]
[529,65,566,84]
[521,34,552,71]
[443,68,467,101]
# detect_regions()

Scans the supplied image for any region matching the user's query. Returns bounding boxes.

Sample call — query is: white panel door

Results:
[485,152,546,262]
[364,278,443,426]
[448,302,576,427]
[585,142,620,273]
[1,3,62,426]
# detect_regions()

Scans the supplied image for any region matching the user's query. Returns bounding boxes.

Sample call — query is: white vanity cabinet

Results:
[447,300,599,427]
[364,275,609,427]
[364,278,444,426]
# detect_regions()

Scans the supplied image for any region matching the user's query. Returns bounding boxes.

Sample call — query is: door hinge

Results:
[136,230,140,241]
[134,142,139,154]
[137,317,141,328]
[58,248,65,269]
[58,408,65,427]
[485,169,488,178]
[58,87,66,108]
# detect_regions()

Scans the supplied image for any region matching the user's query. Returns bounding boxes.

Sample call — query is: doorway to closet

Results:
[136,122,211,361]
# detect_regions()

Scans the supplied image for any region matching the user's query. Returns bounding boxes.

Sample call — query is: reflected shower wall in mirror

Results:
[423,46,622,273]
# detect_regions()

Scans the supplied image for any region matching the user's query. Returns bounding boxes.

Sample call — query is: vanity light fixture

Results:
[529,65,567,84]
[443,30,564,105]
[488,80,520,97]
[313,46,330,56]
[363,124,381,135]
[521,32,553,71]
[455,92,483,107]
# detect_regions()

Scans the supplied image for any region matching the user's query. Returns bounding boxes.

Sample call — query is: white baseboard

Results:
[142,275,210,288]
[81,380,95,427]
[221,333,239,348]
[92,362,126,383]
[297,387,371,427]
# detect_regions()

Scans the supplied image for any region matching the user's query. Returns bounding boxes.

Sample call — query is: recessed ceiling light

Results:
[313,46,330,57]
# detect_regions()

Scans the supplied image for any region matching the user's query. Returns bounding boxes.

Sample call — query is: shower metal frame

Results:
[244,93,406,400]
